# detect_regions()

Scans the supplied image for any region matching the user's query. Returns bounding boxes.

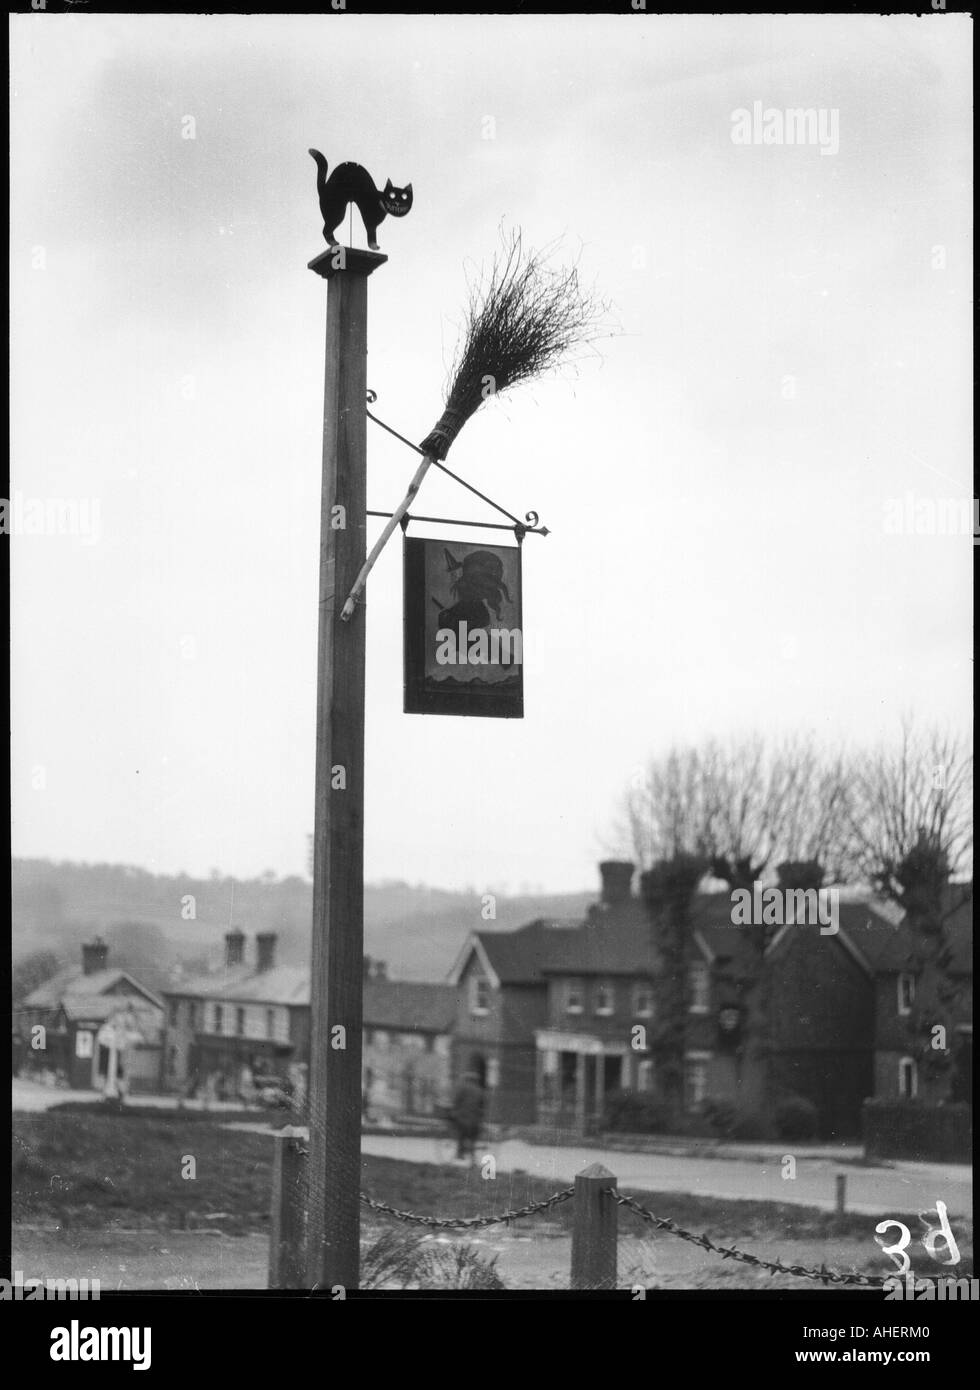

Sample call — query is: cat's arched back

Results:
[309,151,413,250]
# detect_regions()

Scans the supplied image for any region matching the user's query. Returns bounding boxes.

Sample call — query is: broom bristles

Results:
[420,229,607,459]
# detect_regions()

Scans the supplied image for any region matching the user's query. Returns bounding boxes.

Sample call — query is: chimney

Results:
[255,932,277,973]
[224,929,245,969]
[599,860,635,907]
[776,860,824,892]
[82,936,109,976]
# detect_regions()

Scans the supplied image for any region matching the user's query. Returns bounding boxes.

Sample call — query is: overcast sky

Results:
[10,12,973,894]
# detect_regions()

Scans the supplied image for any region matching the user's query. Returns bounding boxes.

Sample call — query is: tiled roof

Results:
[469,886,973,984]
[60,995,163,1025]
[942,887,973,974]
[539,909,661,976]
[167,970,458,1032]
[167,965,310,1007]
[477,919,580,983]
[23,966,163,1011]
[363,981,456,1033]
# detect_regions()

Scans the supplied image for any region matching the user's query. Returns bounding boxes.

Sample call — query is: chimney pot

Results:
[82,937,109,976]
[599,860,635,906]
[776,860,825,892]
[225,929,245,969]
[255,932,277,973]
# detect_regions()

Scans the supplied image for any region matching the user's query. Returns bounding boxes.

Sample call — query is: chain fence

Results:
[607,1188,886,1287]
[357,1183,886,1287]
[359,1187,575,1230]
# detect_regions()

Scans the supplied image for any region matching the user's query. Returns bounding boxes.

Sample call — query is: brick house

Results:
[17,937,164,1093]
[447,862,971,1138]
[162,933,455,1116]
[448,917,581,1125]
[162,931,310,1098]
[856,886,972,1107]
[362,979,456,1120]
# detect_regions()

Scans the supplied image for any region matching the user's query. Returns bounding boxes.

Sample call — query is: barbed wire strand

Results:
[608,1188,887,1288]
[355,1183,888,1287]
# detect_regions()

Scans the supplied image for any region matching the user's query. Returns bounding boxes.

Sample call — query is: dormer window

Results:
[470,975,490,1016]
[898,973,915,1017]
[688,961,710,1014]
[594,981,614,1016]
[565,979,584,1014]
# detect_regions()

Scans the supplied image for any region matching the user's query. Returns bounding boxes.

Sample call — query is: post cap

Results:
[576,1162,616,1179]
[308,246,389,280]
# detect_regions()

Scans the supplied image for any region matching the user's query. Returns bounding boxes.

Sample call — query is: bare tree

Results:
[615,744,714,869]
[613,732,872,1124]
[846,719,973,1098]
[846,720,972,900]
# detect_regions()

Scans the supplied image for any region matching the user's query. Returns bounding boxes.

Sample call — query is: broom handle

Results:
[339,454,434,622]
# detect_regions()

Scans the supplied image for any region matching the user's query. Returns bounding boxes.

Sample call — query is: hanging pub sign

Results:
[403,536,524,718]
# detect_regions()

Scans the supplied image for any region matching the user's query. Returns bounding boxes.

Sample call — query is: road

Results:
[360,1133,972,1220]
[13,1077,970,1219]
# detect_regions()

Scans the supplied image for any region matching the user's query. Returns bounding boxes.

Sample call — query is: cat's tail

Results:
[308,148,329,188]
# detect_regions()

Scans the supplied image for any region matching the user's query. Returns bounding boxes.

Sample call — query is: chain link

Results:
[609,1188,887,1287]
[359,1186,575,1230]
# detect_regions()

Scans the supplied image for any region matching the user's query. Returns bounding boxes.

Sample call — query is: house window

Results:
[190,1002,199,1030]
[487,1057,500,1088]
[898,974,915,1017]
[76,1030,93,1059]
[364,1028,374,1047]
[899,1057,918,1099]
[565,979,584,1015]
[236,1007,245,1036]
[470,976,491,1016]
[688,962,710,1014]
[636,1058,654,1092]
[684,1056,709,1111]
[169,999,179,1027]
[266,1008,275,1040]
[594,981,614,1016]
[633,984,654,1018]
[213,1004,223,1034]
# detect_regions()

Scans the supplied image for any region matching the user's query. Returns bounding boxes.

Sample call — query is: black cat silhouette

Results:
[309,150,413,250]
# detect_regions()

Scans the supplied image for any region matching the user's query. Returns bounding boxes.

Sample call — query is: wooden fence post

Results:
[269,1127,308,1289]
[570,1162,617,1290]
[835,1172,847,1217]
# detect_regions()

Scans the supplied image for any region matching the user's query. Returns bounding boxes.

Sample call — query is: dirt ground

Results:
[14,1105,968,1292]
[12,1222,889,1292]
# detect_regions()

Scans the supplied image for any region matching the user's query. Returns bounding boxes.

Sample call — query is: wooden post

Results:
[594,1051,605,1130]
[570,1162,617,1289]
[305,245,386,1290]
[835,1172,847,1217]
[269,1128,308,1289]
[575,1051,587,1133]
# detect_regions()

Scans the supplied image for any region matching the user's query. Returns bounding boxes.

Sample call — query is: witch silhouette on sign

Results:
[434,548,512,633]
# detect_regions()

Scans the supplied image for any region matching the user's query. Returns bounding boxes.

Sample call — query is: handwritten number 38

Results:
[875,1201,960,1274]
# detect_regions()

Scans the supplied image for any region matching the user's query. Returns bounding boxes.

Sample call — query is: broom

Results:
[339,229,606,621]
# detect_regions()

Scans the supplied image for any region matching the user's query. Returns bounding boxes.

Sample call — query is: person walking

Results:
[449,1070,485,1162]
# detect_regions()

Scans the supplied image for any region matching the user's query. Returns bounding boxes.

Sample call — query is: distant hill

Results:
[12,859,596,984]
